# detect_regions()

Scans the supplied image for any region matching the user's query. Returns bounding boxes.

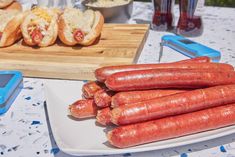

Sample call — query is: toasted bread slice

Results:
[58,8,104,46]
[0,10,25,47]
[0,0,13,8]
[3,1,22,11]
[21,7,59,47]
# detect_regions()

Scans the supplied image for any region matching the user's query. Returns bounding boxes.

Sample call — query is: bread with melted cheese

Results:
[58,8,104,46]
[0,10,25,47]
[21,7,59,47]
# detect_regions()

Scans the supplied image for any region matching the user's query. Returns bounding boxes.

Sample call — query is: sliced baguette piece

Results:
[0,0,13,8]
[21,7,59,47]
[58,8,104,46]
[3,1,22,11]
[0,10,25,47]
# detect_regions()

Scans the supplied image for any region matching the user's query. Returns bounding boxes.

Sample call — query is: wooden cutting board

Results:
[0,24,149,80]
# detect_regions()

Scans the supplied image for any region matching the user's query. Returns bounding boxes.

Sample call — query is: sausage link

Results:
[111,89,187,108]
[73,29,84,42]
[69,99,97,119]
[108,103,235,148]
[94,89,115,108]
[82,81,105,99]
[96,107,112,126]
[31,28,43,44]
[105,69,235,91]
[95,62,233,82]
[111,84,235,125]
[0,32,2,40]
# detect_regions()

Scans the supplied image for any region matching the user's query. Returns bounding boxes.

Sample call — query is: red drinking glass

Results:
[152,0,174,31]
[177,0,203,37]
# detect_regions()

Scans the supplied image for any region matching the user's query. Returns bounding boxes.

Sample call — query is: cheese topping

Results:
[32,7,52,23]
[28,8,54,38]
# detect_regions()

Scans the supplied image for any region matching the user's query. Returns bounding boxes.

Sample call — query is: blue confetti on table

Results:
[25,96,31,100]
[23,87,34,90]
[123,153,131,157]
[31,121,41,125]
[12,145,20,151]
[220,145,227,153]
[50,148,60,155]
[180,153,188,157]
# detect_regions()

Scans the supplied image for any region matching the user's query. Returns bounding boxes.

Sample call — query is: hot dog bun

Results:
[58,8,104,46]
[0,10,25,47]
[0,0,13,8]
[3,1,22,11]
[21,7,59,47]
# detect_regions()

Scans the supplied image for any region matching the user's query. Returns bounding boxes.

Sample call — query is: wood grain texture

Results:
[0,24,149,80]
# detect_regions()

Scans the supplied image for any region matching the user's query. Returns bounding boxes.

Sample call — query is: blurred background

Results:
[138,0,235,7]
[204,0,235,7]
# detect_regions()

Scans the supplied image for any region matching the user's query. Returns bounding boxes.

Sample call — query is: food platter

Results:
[44,79,235,156]
[0,24,149,80]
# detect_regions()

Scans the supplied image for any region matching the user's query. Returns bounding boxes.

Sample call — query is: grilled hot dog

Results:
[105,69,235,91]
[108,103,235,148]
[111,84,235,125]
[82,81,105,99]
[111,89,187,108]
[69,99,97,119]
[96,107,112,126]
[94,89,115,108]
[95,62,233,82]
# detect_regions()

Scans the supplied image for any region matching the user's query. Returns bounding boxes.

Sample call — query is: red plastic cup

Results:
[152,0,175,31]
[177,0,203,37]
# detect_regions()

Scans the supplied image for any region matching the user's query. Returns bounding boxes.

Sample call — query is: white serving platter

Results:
[44,79,235,156]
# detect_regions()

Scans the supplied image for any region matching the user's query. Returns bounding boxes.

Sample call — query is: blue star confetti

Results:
[220,145,227,153]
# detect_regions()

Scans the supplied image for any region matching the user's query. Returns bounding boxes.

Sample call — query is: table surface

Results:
[1,2,235,157]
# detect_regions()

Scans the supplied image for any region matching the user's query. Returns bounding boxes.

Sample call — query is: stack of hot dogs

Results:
[0,6,104,47]
[68,56,235,148]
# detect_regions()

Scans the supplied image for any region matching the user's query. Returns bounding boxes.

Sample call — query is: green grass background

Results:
[136,0,235,7]
[205,0,235,7]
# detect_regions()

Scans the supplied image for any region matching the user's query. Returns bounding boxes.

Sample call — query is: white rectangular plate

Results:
[44,80,235,156]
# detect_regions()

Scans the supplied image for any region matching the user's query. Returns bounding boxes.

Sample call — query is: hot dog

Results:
[58,8,104,46]
[73,28,84,42]
[30,27,43,44]
[21,7,59,47]
[96,107,112,126]
[108,103,235,148]
[111,89,187,108]
[94,89,115,108]
[105,69,235,91]
[82,81,105,99]
[0,10,25,47]
[176,56,210,63]
[111,84,235,125]
[69,99,97,119]
[95,62,233,82]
